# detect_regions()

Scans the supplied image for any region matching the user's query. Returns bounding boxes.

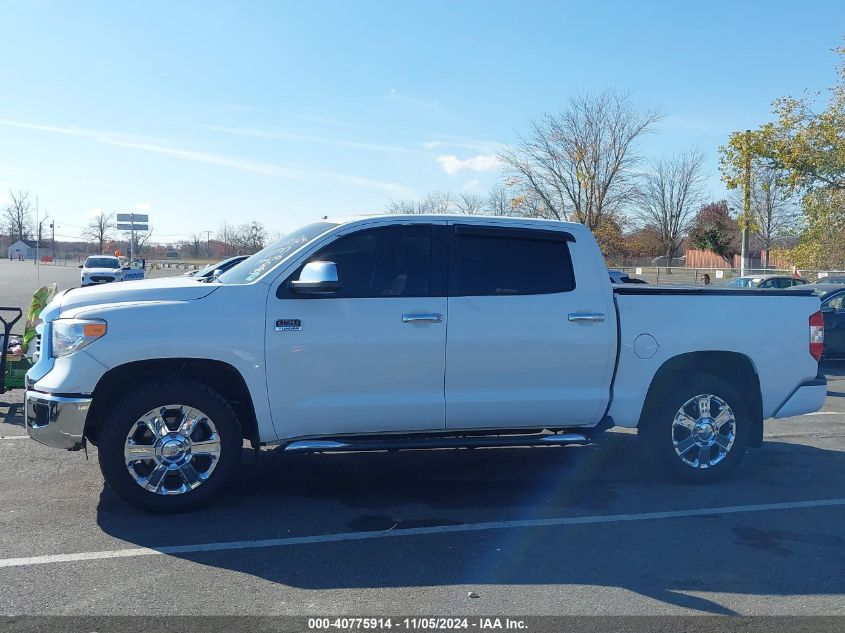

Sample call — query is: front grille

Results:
[90,276,114,283]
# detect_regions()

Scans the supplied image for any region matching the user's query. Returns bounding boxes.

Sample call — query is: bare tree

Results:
[386,191,456,214]
[4,190,33,241]
[510,188,552,219]
[455,193,485,215]
[748,163,798,266]
[634,150,706,265]
[134,229,153,256]
[485,185,513,216]
[423,191,454,214]
[237,221,267,253]
[386,199,423,214]
[82,210,116,254]
[216,222,238,255]
[500,91,662,228]
[190,234,203,258]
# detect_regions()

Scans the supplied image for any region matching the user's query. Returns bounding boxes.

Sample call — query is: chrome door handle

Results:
[402,313,443,324]
[568,312,606,323]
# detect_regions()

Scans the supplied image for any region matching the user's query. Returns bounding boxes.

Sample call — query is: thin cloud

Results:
[0,118,412,195]
[204,124,414,154]
[436,154,501,176]
[422,135,504,153]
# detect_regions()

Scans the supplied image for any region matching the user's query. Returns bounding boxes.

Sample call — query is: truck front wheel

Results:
[97,378,242,512]
[639,372,751,483]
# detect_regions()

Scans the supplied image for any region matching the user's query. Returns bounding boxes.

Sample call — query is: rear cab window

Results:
[449,225,575,296]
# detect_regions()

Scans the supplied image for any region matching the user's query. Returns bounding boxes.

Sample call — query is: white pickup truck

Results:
[25,215,828,512]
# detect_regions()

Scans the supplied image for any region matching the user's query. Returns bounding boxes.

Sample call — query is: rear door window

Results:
[450,227,575,296]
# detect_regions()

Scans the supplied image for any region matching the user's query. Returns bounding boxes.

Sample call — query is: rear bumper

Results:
[772,378,828,419]
[25,390,91,450]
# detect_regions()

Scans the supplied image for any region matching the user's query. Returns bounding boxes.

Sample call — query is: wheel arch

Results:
[639,351,764,447]
[85,358,259,446]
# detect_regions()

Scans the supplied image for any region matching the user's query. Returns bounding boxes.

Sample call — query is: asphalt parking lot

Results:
[0,361,843,616]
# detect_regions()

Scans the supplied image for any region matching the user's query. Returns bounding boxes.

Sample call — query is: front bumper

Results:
[772,377,828,419]
[25,390,91,450]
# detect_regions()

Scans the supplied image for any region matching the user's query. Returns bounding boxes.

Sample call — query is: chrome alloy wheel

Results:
[124,405,221,495]
[671,394,736,469]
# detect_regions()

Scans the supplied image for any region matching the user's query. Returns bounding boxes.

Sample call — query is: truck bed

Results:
[608,285,822,427]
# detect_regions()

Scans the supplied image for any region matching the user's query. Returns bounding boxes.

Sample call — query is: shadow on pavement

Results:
[0,400,23,428]
[821,359,845,377]
[96,431,845,615]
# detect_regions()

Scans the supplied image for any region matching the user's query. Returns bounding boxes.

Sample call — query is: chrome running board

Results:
[283,432,590,453]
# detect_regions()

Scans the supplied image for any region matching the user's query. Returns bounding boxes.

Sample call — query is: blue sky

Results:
[1,0,843,242]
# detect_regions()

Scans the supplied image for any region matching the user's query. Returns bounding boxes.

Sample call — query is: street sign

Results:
[116,212,151,262]
[716,270,724,279]
[116,213,149,223]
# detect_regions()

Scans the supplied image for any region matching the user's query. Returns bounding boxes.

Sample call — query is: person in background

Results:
[702,273,711,286]
[792,265,802,280]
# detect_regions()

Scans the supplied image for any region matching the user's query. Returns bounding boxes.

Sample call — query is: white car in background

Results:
[79,255,122,287]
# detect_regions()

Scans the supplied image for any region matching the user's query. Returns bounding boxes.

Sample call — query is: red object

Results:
[809,311,825,361]
[40,256,53,263]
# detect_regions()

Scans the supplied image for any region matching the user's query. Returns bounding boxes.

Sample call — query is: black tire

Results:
[98,377,242,513]
[639,372,751,483]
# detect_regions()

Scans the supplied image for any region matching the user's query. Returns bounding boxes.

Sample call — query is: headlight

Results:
[52,319,107,357]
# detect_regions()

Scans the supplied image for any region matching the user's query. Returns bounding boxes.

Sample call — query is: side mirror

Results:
[289,261,340,295]
[78,264,84,268]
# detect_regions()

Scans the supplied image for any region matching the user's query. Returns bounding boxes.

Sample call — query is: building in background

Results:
[7,240,36,260]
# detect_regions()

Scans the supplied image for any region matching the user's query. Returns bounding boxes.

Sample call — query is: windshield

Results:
[192,258,237,278]
[85,257,119,269]
[218,222,338,284]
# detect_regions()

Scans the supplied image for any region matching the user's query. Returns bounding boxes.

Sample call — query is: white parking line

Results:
[0,436,29,440]
[1,497,844,569]
[805,411,839,416]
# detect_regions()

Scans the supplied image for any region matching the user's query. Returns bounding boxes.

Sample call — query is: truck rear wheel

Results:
[97,378,242,513]
[639,372,750,483]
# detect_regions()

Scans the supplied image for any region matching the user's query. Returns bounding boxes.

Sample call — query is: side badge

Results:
[275,319,302,332]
